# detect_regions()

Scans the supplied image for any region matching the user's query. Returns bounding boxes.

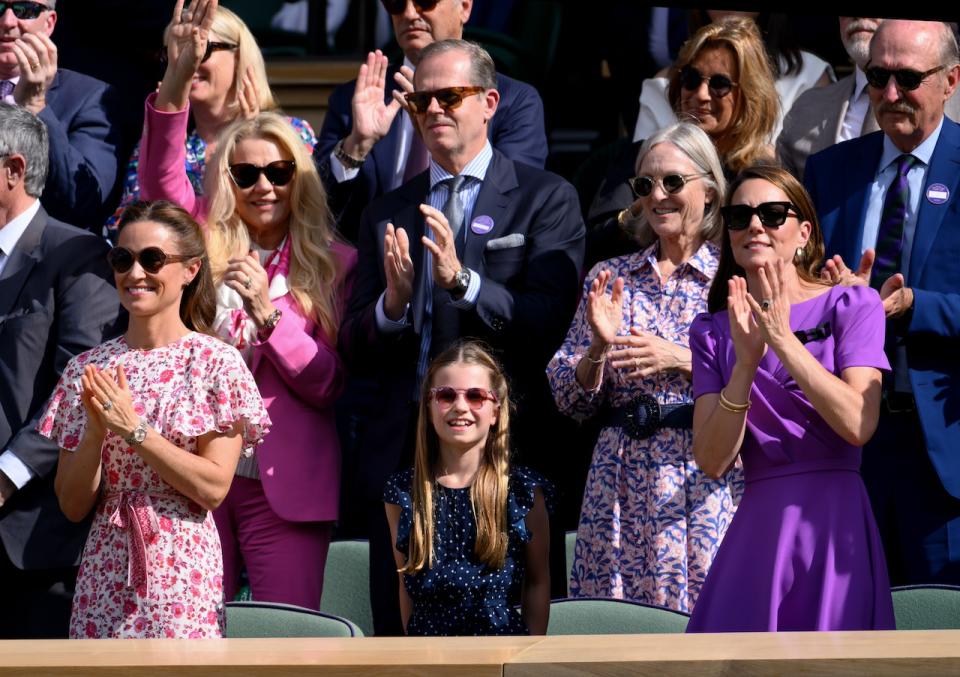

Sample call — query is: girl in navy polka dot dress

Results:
[383,342,552,636]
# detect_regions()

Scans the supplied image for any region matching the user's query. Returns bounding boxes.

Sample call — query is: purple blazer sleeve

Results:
[691,313,725,400]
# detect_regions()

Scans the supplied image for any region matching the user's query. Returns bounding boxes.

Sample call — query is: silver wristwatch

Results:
[125,419,148,446]
[333,138,366,169]
[452,268,471,299]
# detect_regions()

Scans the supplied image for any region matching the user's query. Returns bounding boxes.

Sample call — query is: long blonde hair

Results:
[404,342,512,574]
[668,16,779,174]
[205,112,342,339]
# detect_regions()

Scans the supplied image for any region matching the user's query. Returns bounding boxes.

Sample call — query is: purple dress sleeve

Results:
[832,286,890,372]
[691,312,725,400]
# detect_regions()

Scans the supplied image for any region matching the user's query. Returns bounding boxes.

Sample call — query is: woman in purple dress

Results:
[687,164,895,632]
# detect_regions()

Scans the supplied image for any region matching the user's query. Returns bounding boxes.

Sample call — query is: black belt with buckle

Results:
[883,391,916,414]
[599,393,694,440]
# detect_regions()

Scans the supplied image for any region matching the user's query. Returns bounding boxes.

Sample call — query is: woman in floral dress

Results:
[39,200,269,638]
[547,123,742,613]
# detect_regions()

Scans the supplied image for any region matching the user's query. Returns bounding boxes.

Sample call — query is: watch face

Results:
[133,425,147,443]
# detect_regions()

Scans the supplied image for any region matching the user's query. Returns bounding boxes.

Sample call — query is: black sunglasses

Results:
[864,64,945,91]
[228,160,296,189]
[107,246,194,274]
[159,41,238,68]
[429,386,499,410]
[405,86,485,114]
[381,0,439,15]
[629,173,706,199]
[721,202,799,230]
[679,66,738,98]
[0,1,50,20]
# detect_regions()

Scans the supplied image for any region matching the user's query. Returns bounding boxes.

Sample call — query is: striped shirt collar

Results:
[429,141,494,190]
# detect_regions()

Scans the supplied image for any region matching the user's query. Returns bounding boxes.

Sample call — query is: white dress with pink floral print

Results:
[38,332,270,639]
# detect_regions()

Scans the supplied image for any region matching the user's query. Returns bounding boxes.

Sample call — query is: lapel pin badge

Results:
[926,183,949,205]
[471,215,494,235]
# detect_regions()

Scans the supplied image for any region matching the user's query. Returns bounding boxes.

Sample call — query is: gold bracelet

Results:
[718,388,751,413]
[581,352,607,366]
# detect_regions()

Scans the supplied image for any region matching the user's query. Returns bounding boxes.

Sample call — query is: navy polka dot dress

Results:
[383,466,552,636]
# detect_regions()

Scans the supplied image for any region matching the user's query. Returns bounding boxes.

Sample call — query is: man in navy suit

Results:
[0,104,122,637]
[0,0,121,230]
[340,39,583,634]
[805,20,960,585]
[315,0,547,243]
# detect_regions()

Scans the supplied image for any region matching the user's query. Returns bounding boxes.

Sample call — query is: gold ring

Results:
[635,357,641,369]
[30,62,39,69]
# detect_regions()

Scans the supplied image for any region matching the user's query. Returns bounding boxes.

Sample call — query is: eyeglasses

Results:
[159,41,238,68]
[864,64,945,91]
[107,246,194,274]
[228,160,296,189]
[0,1,50,20]
[380,0,439,15]
[679,66,738,98]
[405,86,485,114]
[721,202,799,230]
[629,173,707,199]
[429,386,499,410]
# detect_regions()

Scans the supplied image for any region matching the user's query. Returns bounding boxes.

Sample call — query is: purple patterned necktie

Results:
[0,81,14,101]
[872,154,917,289]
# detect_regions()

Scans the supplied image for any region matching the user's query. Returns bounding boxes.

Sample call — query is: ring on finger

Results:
[634,357,641,369]
[101,399,113,411]
[243,276,252,290]
[760,299,773,312]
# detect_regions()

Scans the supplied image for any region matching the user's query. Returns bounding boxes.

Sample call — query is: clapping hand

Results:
[744,260,794,350]
[237,65,261,120]
[84,365,140,441]
[12,32,57,114]
[383,223,414,320]
[821,249,873,287]
[225,251,276,327]
[420,204,462,290]
[608,328,688,379]
[727,275,765,367]
[585,270,624,346]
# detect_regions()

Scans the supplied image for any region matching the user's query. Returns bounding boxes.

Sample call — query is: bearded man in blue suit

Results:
[805,19,960,586]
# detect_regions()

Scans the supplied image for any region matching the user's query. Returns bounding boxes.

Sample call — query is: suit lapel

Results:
[462,151,518,270]
[0,208,46,317]
[909,118,960,285]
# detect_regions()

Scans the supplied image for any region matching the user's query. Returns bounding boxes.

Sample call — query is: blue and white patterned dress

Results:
[547,240,742,613]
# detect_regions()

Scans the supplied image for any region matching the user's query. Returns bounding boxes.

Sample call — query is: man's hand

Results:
[880,273,914,318]
[0,470,16,508]
[384,223,415,320]
[346,50,404,161]
[821,249,874,287]
[11,32,57,115]
[420,204,462,290]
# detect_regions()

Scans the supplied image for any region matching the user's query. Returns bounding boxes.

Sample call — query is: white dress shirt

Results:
[839,68,870,142]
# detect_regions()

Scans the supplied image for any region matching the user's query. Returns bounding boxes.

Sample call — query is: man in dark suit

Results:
[340,39,583,634]
[315,0,547,243]
[0,0,122,230]
[805,20,960,585]
[0,103,122,637]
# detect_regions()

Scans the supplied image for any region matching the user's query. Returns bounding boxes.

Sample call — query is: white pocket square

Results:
[485,234,525,250]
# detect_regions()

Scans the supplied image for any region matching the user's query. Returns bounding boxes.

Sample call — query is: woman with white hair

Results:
[548,122,742,613]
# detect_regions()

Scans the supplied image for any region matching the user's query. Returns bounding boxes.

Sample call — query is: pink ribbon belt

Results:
[104,492,161,594]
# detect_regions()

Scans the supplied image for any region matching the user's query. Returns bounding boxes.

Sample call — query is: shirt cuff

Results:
[0,450,34,490]
[376,292,411,333]
[449,268,481,309]
[329,151,360,183]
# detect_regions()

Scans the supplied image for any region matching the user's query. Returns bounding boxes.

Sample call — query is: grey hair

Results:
[417,39,497,90]
[0,103,48,197]
[625,122,727,247]
[940,22,960,67]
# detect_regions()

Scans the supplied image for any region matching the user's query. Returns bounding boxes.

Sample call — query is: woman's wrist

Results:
[587,338,609,360]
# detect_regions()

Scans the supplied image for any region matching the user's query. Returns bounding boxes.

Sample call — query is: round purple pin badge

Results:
[926,183,950,205]
[471,215,494,235]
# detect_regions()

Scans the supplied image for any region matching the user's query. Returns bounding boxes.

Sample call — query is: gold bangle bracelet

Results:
[582,352,606,366]
[718,388,750,413]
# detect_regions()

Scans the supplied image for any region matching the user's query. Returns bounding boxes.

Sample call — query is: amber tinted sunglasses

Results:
[405,86,485,114]
[107,246,194,274]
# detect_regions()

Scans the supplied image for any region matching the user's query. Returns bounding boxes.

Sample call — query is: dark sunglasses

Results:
[0,1,50,20]
[429,386,499,410]
[721,202,799,230]
[405,86,485,114]
[864,64,945,91]
[381,0,439,15]
[679,66,737,98]
[629,173,706,199]
[159,41,238,68]
[107,246,194,274]
[228,160,296,189]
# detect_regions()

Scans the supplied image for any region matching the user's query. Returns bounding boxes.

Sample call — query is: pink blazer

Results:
[137,93,358,522]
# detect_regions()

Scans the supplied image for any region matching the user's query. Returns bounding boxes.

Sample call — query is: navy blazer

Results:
[805,118,960,498]
[40,68,123,231]
[316,69,548,243]
[339,149,584,497]
[0,207,123,569]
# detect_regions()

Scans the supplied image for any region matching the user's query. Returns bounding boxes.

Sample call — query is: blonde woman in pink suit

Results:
[137,0,357,608]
